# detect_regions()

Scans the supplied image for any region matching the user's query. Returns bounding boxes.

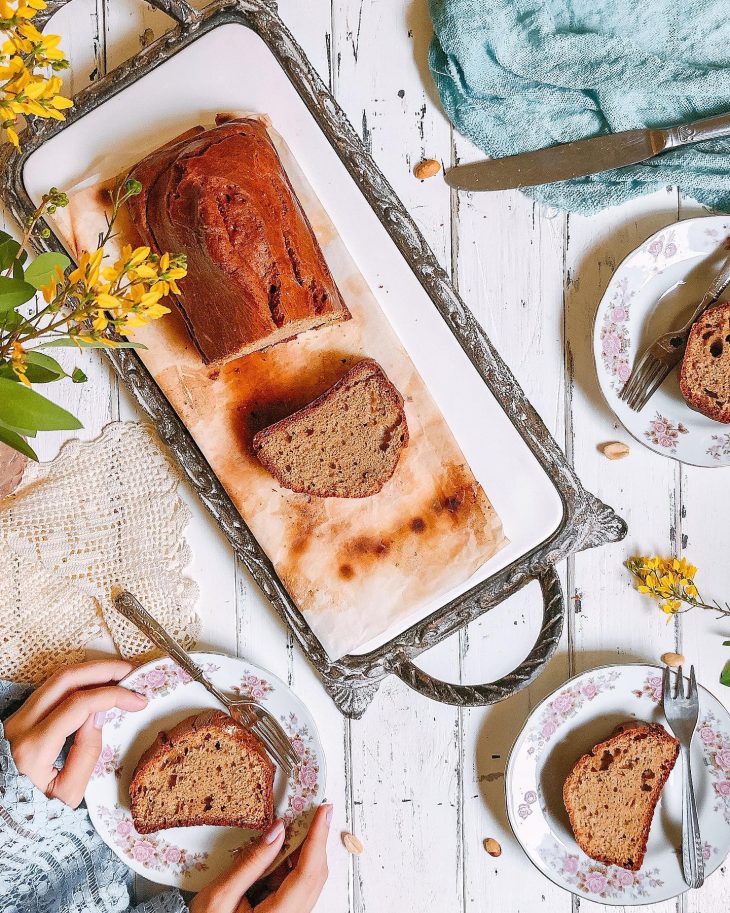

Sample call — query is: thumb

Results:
[191,819,286,913]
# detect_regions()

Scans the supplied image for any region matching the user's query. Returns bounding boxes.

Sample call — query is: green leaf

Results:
[0,416,37,438]
[0,422,37,461]
[38,337,147,350]
[721,660,730,688]
[24,252,70,290]
[12,259,24,281]
[0,378,82,432]
[0,238,21,272]
[0,309,24,333]
[0,277,37,313]
[723,640,730,647]
[71,367,87,383]
[0,353,67,385]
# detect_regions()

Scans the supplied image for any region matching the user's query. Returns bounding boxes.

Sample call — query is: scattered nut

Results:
[413,158,441,180]
[661,651,685,668]
[483,837,502,857]
[342,832,364,855]
[600,441,630,460]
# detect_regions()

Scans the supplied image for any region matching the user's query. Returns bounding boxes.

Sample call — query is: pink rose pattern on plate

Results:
[540,839,663,899]
[600,276,634,390]
[97,805,208,875]
[232,670,274,702]
[644,413,689,453]
[104,662,221,729]
[526,671,621,757]
[645,230,678,265]
[91,743,122,781]
[632,672,664,703]
[516,789,538,820]
[707,432,730,462]
[698,712,730,825]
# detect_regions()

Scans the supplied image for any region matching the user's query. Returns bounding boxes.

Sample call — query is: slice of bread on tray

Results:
[679,301,730,423]
[252,358,409,498]
[563,722,679,871]
[130,709,275,833]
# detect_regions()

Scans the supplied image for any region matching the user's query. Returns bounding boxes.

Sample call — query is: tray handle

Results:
[391,565,564,705]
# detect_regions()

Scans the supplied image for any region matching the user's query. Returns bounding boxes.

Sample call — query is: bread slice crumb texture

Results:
[130,710,275,833]
[679,301,730,423]
[252,358,409,498]
[563,723,679,871]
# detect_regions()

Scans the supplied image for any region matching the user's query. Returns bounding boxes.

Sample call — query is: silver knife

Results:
[445,111,730,191]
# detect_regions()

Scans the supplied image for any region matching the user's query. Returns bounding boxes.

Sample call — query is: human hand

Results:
[3,659,147,807]
[190,803,332,913]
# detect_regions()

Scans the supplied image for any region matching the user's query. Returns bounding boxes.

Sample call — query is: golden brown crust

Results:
[130,709,275,833]
[252,358,409,498]
[127,116,350,365]
[563,723,679,871]
[679,301,730,423]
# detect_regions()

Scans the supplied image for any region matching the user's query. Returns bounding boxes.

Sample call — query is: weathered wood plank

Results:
[331,2,461,912]
[452,127,572,910]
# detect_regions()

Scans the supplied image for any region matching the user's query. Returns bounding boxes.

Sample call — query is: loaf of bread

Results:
[127,115,350,365]
[563,722,679,871]
[679,301,730,423]
[129,710,275,833]
[252,359,409,498]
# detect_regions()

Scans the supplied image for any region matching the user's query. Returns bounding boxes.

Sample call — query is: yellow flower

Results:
[10,340,30,386]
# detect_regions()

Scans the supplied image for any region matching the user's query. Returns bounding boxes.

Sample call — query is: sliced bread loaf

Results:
[252,358,409,498]
[563,722,679,871]
[679,301,730,423]
[129,710,275,833]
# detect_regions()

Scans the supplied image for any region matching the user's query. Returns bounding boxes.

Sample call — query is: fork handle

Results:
[680,745,705,889]
[678,255,730,339]
[113,588,231,710]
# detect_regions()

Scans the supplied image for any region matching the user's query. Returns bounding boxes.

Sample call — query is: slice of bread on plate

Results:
[130,709,275,833]
[679,301,730,423]
[563,722,679,871]
[252,358,409,498]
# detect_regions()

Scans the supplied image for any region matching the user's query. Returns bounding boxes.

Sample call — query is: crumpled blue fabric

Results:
[0,680,188,913]
[428,0,730,213]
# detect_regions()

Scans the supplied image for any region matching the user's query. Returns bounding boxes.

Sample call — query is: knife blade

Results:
[445,129,667,191]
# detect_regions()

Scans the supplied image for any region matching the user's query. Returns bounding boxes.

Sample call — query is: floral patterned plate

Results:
[85,653,326,891]
[594,216,730,467]
[506,664,730,904]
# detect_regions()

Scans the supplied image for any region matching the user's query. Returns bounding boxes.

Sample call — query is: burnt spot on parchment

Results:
[331,462,479,584]
[223,347,358,457]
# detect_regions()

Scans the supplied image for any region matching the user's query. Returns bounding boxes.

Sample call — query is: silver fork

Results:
[662,665,704,889]
[113,589,299,775]
[619,255,730,412]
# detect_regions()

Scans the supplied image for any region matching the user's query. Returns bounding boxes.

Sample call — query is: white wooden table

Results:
[7,2,730,912]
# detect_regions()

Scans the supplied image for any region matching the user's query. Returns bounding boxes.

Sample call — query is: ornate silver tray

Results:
[1,0,626,717]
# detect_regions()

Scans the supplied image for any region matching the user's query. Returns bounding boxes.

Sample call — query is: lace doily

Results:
[0,422,199,682]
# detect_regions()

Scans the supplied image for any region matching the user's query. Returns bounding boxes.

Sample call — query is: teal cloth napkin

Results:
[429,0,730,214]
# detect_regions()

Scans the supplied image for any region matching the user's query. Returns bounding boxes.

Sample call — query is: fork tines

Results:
[620,355,670,412]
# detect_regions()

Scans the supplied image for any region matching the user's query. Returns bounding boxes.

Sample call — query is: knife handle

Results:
[664,111,730,148]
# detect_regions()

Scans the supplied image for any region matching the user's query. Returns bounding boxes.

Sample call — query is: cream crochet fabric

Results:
[0,422,199,683]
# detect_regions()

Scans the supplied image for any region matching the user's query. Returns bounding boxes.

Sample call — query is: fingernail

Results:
[132,691,148,705]
[324,803,333,825]
[263,818,285,844]
[93,711,106,729]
